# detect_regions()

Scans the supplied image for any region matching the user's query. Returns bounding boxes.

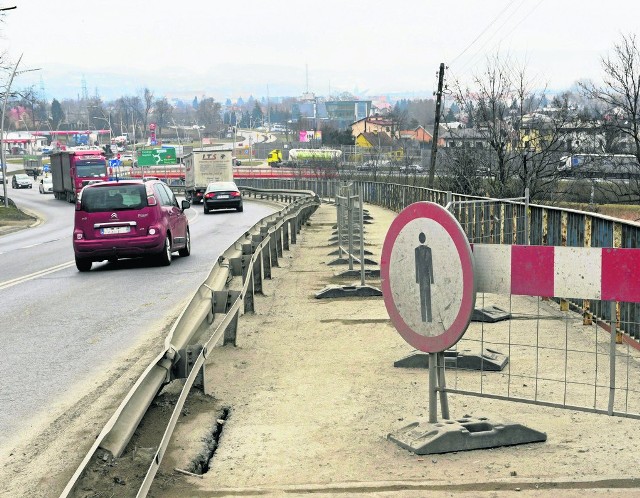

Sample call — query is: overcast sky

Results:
[1,0,639,101]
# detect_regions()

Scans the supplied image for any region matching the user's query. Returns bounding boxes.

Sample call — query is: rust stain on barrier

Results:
[614,222,623,249]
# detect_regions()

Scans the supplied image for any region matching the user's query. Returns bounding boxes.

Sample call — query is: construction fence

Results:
[235,177,640,420]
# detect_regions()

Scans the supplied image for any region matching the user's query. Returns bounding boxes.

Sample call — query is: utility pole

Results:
[428,63,445,188]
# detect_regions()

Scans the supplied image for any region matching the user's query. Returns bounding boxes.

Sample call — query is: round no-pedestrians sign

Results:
[381,202,476,353]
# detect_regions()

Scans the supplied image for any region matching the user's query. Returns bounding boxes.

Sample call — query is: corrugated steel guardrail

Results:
[60,187,320,497]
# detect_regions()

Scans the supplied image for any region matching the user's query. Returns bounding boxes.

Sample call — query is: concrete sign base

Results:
[315,284,383,299]
[394,348,508,371]
[336,269,381,279]
[327,256,378,266]
[471,305,511,323]
[328,248,374,256]
[388,416,547,455]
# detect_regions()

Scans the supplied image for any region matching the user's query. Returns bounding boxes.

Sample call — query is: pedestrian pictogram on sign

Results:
[381,202,475,353]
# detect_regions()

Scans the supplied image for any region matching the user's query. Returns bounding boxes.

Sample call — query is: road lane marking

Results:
[0,261,75,291]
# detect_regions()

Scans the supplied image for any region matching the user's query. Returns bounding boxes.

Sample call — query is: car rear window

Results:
[81,184,148,212]
[207,182,237,191]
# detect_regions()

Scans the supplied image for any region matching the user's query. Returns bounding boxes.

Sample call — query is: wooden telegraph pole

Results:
[428,63,445,188]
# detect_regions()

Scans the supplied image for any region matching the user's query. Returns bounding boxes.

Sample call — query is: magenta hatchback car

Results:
[73,179,191,271]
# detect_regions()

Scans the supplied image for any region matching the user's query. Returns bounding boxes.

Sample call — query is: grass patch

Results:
[559,202,640,222]
[0,205,36,224]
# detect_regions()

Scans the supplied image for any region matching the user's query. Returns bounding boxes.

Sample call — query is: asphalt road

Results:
[0,183,277,450]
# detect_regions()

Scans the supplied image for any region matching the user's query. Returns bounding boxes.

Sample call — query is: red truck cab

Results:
[51,148,108,202]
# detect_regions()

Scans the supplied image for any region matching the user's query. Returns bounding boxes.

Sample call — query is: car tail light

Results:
[204,192,215,199]
[197,191,203,197]
[231,191,241,197]
[147,195,157,206]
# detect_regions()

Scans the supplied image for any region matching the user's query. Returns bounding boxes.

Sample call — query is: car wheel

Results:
[179,228,191,257]
[157,235,172,266]
[75,258,92,272]
[236,204,243,212]
[203,205,209,214]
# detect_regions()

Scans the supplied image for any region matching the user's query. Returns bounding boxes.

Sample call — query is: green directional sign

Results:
[136,147,176,166]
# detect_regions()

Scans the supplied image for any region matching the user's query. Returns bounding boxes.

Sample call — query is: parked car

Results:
[203,181,243,213]
[400,164,425,174]
[73,179,191,272]
[39,176,53,194]
[12,173,32,189]
[356,162,376,171]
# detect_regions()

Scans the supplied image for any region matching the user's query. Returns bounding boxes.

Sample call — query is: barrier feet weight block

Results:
[315,284,382,299]
[388,416,546,455]
[472,305,511,323]
[394,348,508,371]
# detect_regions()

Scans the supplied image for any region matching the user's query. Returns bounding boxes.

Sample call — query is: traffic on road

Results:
[0,180,277,453]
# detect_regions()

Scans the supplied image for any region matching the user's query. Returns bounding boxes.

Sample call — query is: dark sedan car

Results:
[12,173,33,189]
[203,181,243,213]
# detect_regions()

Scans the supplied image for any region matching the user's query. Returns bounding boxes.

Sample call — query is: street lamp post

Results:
[232,114,239,156]
[2,54,23,207]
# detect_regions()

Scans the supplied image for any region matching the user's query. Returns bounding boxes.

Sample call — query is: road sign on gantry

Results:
[381,202,475,353]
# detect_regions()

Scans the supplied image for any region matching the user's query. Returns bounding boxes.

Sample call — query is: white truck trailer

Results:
[183,148,234,204]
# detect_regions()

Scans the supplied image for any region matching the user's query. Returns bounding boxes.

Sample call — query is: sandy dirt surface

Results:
[157,202,640,497]
[2,201,640,497]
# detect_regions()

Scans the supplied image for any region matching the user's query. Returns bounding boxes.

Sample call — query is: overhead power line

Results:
[450,0,518,65]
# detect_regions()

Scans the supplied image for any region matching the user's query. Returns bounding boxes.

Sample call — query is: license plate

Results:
[217,194,229,199]
[101,226,131,235]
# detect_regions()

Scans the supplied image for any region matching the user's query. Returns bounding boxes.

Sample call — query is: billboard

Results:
[299,130,322,143]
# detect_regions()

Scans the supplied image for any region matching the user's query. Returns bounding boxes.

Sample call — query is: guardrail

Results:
[60,186,320,497]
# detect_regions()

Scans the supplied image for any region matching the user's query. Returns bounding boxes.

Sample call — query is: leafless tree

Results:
[142,87,154,139]
[449,55,566,200]
[153,97,173,139]
[576,34,640,204]
[580,34,640,163]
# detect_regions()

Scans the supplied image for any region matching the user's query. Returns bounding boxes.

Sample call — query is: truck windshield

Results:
[76,159,107,178]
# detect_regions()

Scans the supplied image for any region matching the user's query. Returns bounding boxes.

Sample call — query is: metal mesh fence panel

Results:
[237,178,640,419]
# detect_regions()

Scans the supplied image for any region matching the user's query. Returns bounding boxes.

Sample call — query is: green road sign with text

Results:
[136,147,176,166]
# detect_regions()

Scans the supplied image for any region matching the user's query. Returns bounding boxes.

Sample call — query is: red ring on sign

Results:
[381,202,475,353]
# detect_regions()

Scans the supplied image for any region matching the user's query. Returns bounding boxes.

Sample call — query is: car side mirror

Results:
[181,199,190,211]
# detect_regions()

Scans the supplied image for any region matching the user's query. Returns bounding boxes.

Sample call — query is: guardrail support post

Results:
[253,248,263,294]
[263,240,272,279]
[212,290,241,346]
[283,221,290,250]
[276,226,283,257]
[175,345,205,390]
[290,218,298,244]
[244,267,255,314]
[270,230,279,267]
